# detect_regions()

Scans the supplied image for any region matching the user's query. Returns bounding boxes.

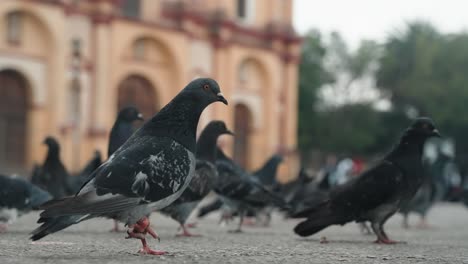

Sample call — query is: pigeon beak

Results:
[226,129,235,136]
[431,129,441,138]
[137,113,144,121]
[217,93,228,105]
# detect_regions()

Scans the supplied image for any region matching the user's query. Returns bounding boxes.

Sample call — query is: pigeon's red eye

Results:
[203,84,210,91]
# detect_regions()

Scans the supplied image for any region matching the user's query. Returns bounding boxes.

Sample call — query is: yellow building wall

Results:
[0,0,301,181]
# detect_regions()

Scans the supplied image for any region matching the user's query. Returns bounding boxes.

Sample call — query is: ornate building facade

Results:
[0,0,301,180]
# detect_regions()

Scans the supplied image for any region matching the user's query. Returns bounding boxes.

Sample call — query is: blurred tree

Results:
[298,30,333,152]
[319,32,380,107]
[310,103,384,154]
[376,21,468,153]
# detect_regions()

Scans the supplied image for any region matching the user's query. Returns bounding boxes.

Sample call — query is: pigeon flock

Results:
[0,77,461,257]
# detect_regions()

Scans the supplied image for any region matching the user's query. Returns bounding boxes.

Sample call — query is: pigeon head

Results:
[404,117,441,139]
[196,121,233,161]
[204,120,234,137]
[144,78,228,153]
[118,106,144,122]
[43,136,60,154]
[182,78,228,106]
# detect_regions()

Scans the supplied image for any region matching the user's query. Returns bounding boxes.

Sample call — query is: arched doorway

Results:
[233,104,252,168]
[117,75,158,122]
[0,69,29,169]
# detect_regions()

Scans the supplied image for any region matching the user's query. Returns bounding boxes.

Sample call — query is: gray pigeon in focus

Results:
[0,174,51,231]
[292,118,440,244]
[30,78,227,256]
[160,120,233,236]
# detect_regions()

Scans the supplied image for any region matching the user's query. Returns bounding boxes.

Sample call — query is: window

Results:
[72,38,81,57]
[236,0,255,24]
[237,0,247,19]
[121,0,141,19]
[133,39,146,60]
[6,12,22,44]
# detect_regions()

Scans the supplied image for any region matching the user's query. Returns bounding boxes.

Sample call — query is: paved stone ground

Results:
[1,203,467,264]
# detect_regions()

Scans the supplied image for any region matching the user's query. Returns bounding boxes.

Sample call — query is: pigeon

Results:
[196,155,284,220]
[68,150,103,194]
[0,174,51,231]
[160,120,233,236]
[400,178,435,229]
[33,137,73,198]
[108,106,144,158]
[214,148,289,232]
[252,154,284,189]
[30,78,227,256]
[292,118,440,244]
[107,106,144,232]
[197,197,224,218]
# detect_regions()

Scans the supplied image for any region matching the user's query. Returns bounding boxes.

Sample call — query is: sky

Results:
[293,0,468,48]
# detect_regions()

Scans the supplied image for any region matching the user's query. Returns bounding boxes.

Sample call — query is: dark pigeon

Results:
[0,174,51,231]
[160,120,233,236]
[197,197,224,218]
[33,137,73,198]
[107,106,143,232]
[252,154,284,189]
[292,118,440,244]
[108,106,144,158]
[196,155,284,220]
[30,78,227,255]
[68,150,103,194]
[214,148,289,232]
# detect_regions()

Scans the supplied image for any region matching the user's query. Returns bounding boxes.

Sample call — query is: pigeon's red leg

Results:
[110,220,121,232]
[128,217,167,255]
[416,216,431,229]
[138,238,167,255]
[185,222,197,228]
[176,224,201,237]
[0,223,7,233]
[373,223,405,244]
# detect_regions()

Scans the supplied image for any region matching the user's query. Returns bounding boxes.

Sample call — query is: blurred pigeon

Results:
[30,78,227,256]
[292,118,440,244]
[161,120,233,236]
[108,106,144,158]
[197,197,224,218]
[0,174,51,231]
[33,137,72,198]
[214,148,289,232]
[197,154,284,220]
[400,178,435,229]
[67,150,103,194]
[252,154,283,189]
[107,106,143,232]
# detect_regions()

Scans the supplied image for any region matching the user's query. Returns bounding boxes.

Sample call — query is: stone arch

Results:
[233,103,254,168]
[117,74,159,121]
[0,69,31,171]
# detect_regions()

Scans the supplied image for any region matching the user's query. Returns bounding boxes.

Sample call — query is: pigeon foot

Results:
[110,220,121,232]
[186,222,197,228]
[176,225,201,237]
[374,238,406,244]
[138,247,167,256]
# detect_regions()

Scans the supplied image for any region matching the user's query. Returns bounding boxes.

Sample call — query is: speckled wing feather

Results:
[41,135,194,217]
